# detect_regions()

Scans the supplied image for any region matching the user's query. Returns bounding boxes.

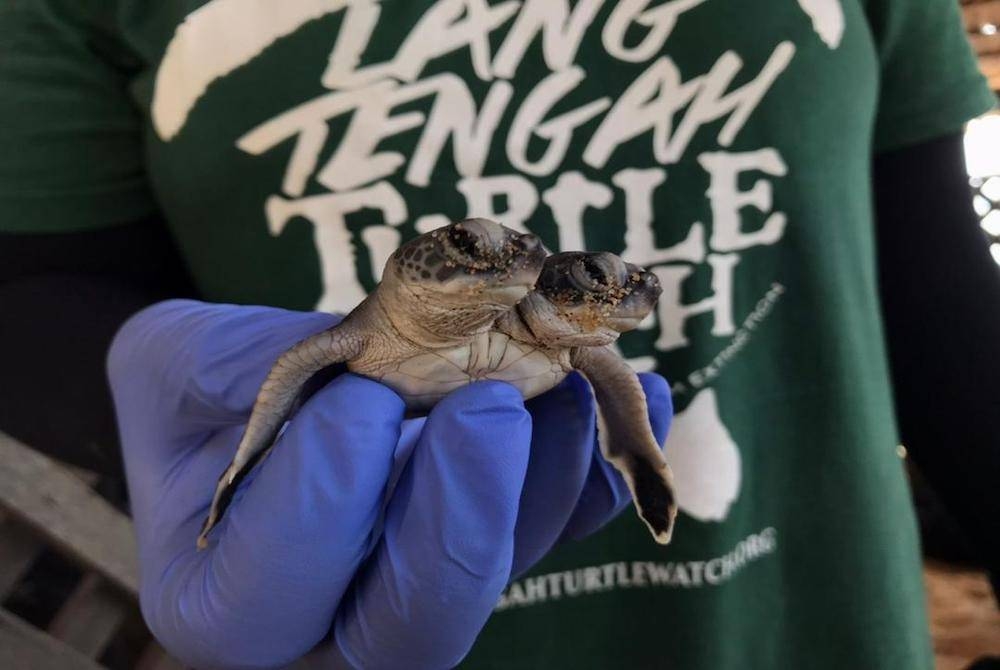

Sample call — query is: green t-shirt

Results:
[1,1,994,668]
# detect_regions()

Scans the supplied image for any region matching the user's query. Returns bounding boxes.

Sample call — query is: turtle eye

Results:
[571,257,609,290]
[447,225,480,257]
[584,258,609,284]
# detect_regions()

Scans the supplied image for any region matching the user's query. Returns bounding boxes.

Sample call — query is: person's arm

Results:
[873,132,1000,596]
[0,218,196,477]
[0,1,184,476]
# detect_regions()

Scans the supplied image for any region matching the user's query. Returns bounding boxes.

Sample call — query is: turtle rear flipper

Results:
[571,346,677,545]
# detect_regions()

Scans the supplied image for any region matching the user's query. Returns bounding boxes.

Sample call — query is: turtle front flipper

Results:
[196,325,364,549]
[570,346,677,545]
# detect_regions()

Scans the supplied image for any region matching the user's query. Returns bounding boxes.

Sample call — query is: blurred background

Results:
[894,6,1000,669]
[963,2,1000,265]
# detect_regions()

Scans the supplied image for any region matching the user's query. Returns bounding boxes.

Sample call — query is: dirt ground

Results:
[926,561,1000,669]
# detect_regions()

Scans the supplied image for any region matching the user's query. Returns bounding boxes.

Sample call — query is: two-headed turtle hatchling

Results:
[198,219,676,548]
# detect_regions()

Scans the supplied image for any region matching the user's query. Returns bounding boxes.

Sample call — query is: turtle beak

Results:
[627,269,661,309]
[514,233,547,278]
[608,268,661,332]
[638,269,660,295]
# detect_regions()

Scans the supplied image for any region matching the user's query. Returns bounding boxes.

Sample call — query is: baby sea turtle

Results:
[198,219,676,548]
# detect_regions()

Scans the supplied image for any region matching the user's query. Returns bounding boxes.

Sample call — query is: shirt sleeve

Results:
[0,0,156,234]
[866,0,997,153]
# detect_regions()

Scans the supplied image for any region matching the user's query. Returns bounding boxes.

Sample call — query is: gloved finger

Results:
[331,382,532,670]
[108,299,339,436]
[510,372,596,577]
[559,373,673,542]
[137,375,404,670]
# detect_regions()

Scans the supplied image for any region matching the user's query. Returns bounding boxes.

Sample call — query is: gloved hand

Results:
[108,299,672,669]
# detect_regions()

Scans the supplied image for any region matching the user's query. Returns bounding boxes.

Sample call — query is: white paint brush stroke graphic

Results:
[795,0,844,49]
[665,388,741,522]
[152,0,349,140]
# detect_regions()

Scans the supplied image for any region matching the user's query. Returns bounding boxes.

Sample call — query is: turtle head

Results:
[381,218,546,341]
[518,251,661,347]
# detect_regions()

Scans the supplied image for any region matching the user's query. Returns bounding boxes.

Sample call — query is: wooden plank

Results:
[0,468,99,599]
[0,514,44,599]
[963,0,1000,34]
[980,53,1000,89]
[0,609,104,670]
[136,641,187,670]
[48,573,127,659]
[969,31,1000,56]
[0,462,100,599]
[0,430,139,597]
[61,465,101,489]
[925,560,1000,669]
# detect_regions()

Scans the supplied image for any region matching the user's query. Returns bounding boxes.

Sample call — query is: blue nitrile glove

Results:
[108,300,672,669]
